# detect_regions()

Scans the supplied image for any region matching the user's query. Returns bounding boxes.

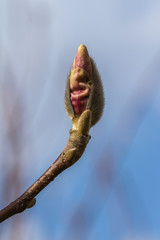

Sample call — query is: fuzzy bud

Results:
[65,44,104,128]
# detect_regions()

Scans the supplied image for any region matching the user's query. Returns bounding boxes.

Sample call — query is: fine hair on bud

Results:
[86,58,104,126]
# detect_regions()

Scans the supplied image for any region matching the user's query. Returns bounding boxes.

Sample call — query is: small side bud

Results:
[27,198,36,209]
[65,44,104,127]
[77,109,92,135]
[65,148,77,162]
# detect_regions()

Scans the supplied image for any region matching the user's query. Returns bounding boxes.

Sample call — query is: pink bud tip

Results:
[72,44,92,76]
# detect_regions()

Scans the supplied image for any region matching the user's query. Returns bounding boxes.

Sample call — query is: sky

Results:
[0,0,160,239]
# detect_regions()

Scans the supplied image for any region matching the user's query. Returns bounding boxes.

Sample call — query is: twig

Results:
[0,117,91,223]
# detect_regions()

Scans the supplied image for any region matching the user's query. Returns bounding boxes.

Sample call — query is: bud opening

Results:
[70,45,92,115]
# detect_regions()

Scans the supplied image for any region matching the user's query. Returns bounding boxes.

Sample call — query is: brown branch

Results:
[0,120,91,223]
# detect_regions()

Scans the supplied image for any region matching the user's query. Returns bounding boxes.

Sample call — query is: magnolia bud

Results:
[65,44,104,127]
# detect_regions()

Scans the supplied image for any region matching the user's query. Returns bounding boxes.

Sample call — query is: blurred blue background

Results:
[0,0,160,239]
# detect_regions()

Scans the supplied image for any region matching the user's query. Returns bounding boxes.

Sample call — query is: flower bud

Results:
[65,44,104,127]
